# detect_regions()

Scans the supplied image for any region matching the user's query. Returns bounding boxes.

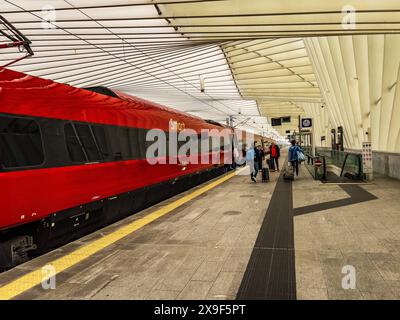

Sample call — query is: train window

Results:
[129,127,141,158]
[209,136,220,152]
[64,123,88,163]
[117,127,132,160]
[199,134,209,153]
[92,126,110,160]
[220,137,226,151]
[65,123,105,163]
[64,123,143,163]
[104,127,121,160]
[177,134,191,157]
[74,124,102,161]
[105,127,139,160]
[0,116,44,168]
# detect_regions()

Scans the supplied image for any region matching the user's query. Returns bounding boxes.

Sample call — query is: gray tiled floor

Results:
[2,163,399,300]
[5,168,277,300]
[293,166,400,300]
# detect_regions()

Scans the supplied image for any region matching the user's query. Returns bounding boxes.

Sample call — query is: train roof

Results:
[0,67,228,132]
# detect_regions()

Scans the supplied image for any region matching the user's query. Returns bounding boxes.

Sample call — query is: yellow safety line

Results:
[0,168,245,300]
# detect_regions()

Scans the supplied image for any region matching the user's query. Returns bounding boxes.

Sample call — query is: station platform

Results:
[0,163,399,300]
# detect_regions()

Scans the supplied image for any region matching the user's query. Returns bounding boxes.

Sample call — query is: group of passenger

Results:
[245,141,280,183]
[245,139,303,183]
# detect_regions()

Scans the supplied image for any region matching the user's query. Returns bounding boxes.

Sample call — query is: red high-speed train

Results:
[0,67,254,269]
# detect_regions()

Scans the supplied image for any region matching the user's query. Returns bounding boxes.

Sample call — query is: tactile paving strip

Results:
[293,184,378,216]
[236,169,296,300]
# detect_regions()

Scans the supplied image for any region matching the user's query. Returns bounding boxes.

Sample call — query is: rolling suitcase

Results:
[262,167,269,182]
[283,165,295,181]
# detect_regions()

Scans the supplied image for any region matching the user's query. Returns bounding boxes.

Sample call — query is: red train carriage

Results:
[0,68,236,269]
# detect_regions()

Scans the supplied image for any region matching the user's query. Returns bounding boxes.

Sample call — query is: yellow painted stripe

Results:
[0,168,245,300]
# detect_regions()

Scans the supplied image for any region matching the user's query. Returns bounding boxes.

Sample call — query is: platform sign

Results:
[362,141,373,180]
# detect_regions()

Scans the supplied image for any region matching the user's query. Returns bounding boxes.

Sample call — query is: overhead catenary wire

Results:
[3,0,242,118]
[22,42,220,76]
[60,0,247,117]
[2,0,355,136]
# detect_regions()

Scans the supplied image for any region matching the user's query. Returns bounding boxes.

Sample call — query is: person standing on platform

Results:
[253,142,262,179]
[269,142,281,172]
[288,140,303,177]
[246,144,257,183]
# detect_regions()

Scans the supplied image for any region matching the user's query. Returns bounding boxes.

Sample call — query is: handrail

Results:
[316,148,363,181]
[340,153,349,177]
[340,153,363,179]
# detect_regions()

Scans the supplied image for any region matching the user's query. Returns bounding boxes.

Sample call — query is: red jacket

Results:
[269,144,280,158]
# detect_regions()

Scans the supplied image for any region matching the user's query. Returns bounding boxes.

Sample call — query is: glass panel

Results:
[0,116,44,168]
[75,124,102,162]
[92,125,110,160]
[64,123,87,163]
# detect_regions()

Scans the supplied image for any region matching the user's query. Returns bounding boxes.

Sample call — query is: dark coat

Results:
[254,148,264,168]
[254,148,261,160]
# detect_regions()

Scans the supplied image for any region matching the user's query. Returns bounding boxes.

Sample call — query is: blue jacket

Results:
[288,145,303,162]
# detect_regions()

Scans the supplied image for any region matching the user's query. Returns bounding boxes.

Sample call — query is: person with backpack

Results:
[288,140,304,177]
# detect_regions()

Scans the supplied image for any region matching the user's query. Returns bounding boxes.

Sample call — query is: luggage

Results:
[262,167,269,182]
[297,150,306,162]
[268,158,275,171]
[283,165,294,181]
